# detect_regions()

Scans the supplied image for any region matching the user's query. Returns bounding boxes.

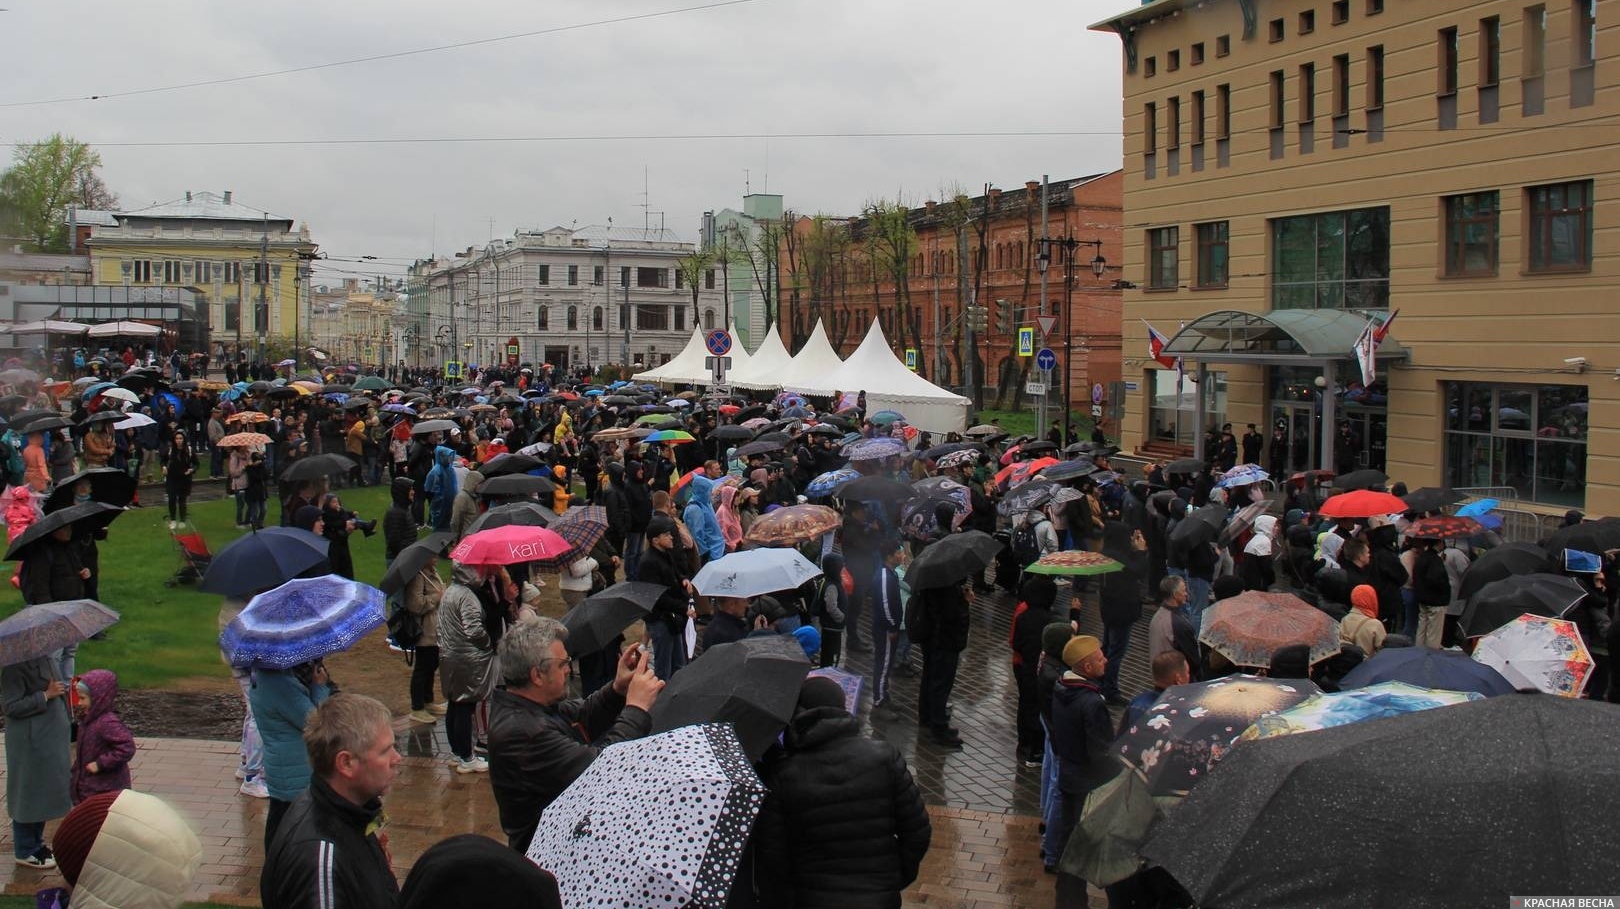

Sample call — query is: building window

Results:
[1167,49,1180,71]
[538,306,549,330]
[1299,9,1316,33]
[1332,0,1350,24]
[162,260,182,283]
[1147,227,1179,289]
[1191,91,1207,145]
[1269,70,1286,128]
[253,262,269,284]
[591,307,603,331]
[1480,16,1501,86]
[1167,96,1182,148]
[1216,84,1231,138]
[194,261,213,283]
[566,306,577,331]
[223,261,241,283]
[1575,0,1596,65]
[1196,222,1230,288]
[1525,5,1548,75]
[1271,206,1391,309]
[1333,54,1351,116]
[1444,192,1500,276]
[1445,382,1587,506]
[1149,368,1227,447]
[1367,0,1383,13]
[704,309,716,330]
[538,264,550,285]
[636,267,668,289]
[1439,27,1459,95]
[1368,45,1386,108]
[1299,63,1316,121]
[705,269,716,290]
[593,265,604,286]
[675,267,686,289]
[1269,18,1285,41]
[1216,34,1230,56]
[635,305,669,331]
[674,307,685,331]
[619,266,630,287]
[1527,180,1594,272]
[130,260,152,283]
[224,299,240,331]
[1144,103,1158,154]
[1192,42,1205,64]
[1145,56,1157,77]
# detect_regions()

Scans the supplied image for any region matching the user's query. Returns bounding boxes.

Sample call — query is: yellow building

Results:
[1094,0,1615,518]
[86,191,317,357]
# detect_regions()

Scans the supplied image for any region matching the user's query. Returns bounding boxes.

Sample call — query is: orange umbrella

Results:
[226,411,270,425]
[218,432,272,447]
[996,457,1060,489]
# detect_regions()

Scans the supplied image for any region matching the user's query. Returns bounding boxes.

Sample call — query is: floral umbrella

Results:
[1215,464,1269,489]
[900,478,971,540]
[742,504,841,547]
[1198,590,1342,669]
[996,480,1058,518]
[1406,515,1485,540]
[1024,550,1123,577]
[1115,675,1320,796]
[1239,681,1482,741]
[1472,614,1594,697]
[935,448,980,471]
[842,437,908,462]
[805,468,860,499]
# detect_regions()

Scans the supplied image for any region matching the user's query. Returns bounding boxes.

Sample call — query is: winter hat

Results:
[796,675,847,713]
[1019,575,1058,612]
[1041,622,1072,660]
[791,624,821,660]
[399,834,562,909]
[53,789,202,906]
[292,505,323,532]
[645,515,677,540]
[1062,634,1102,669]
[54,791,117,884]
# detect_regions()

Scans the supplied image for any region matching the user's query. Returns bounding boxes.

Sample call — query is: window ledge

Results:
[1524,265,1592,276]
[1191,283,1231,291]
[1142,285,1181,293]
[1440,270,1499,280]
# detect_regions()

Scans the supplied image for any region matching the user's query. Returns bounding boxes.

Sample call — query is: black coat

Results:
[21,536,84,606]
[383,505,415,562]
[635,543,691,629]
[916,584,971,653]
[260,777,399,909]
[1100,547,1149,627]
[755,707,931,908]
[1049,675,1114,795]
[486,687,650,852]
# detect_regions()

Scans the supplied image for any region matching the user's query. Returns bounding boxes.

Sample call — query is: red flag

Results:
[1372,309,1399,344]
[1143,320,1179,370]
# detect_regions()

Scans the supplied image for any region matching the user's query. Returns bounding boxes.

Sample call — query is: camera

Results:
[344,511,378,537]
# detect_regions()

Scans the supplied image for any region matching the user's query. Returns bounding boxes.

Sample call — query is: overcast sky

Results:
[0,0,1138,286]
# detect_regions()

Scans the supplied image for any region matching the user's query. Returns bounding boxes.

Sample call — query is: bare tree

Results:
[861,198,923,372]
[675,250,715,329]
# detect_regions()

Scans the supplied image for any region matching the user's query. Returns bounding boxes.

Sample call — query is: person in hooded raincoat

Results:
[69,669,136,804]
[424,445,459,532]
[681,473,725,564]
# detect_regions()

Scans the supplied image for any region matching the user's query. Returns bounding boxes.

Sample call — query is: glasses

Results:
[537,657,574,676]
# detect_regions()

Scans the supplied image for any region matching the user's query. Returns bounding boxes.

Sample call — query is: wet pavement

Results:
[0,577,1144,907]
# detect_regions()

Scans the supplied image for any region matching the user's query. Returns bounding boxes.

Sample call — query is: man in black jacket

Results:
[755,677,931,908]
[1049,636,1113,870]
[261,694,401,909]
[1098,523,1149,707]
[623,458,653,580]
[487,618,662,852]
[914,578,973,749]
[595,462,631,556]
[636,515,695,680]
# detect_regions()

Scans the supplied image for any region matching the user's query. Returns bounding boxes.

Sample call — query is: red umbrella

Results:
[1006,457,1061,488]
[1318,489,1409,519]
[998,444,1023,466]
[450,525,571,566]
[1406,515,1484,540]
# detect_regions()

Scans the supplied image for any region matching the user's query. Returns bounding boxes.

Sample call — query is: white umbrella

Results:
[112,412,156,429]
[1472,614,1595,698]
[528,724,765,909]
[100,387,140,405]
[691,547,822,598]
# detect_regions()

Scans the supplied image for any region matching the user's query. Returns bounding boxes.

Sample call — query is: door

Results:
[1270,403,1318,474]
[1341,411,1388,472]
[544,346,569,375]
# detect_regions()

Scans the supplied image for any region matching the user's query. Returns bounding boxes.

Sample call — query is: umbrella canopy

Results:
[1168,503,1226,549]
[1400,486,1464,512]
[225,410,270,425]
[44,468,135,513]
[352,375,392,391]
[1454,498,1499,518]
[1023,550,1124,576]
[411,419,457,435]
[478,453,544,478]
[692,548,822,599]
[935,448,980,471]
[1317,489,1408,519]
[537,506,609,570]
[477,473,556,497]
[1472,614,1594,697]
[1240,681,1481,740]
[1459,572,1588,638]
[805,467,859,498]
[903,530,1002,590]
[1164,457,1205,474]
[742,504,840,547]
[837,474,914,503]
[279,453,357,483]
[528,724,766,909]
[1198,590,1341,669]
[219,575,386,669]
[1002,457,1061,489]
[1405,515,1483,540]
[560,582,666,656]
[1339,645,1516,696]
[83,410,124,426]
[5,501,123,561]
[650,637,811,760]
[734,439,784,458]
[463,501,556,536]
[451,525,572,567]
[111,412,155,430]
[842,436,908,462]
[1142,695,1620,909]
[1332,468,1388,490]
[1458,542,1551,603]
[997,480,1059,518]
[1035,459,1097,483]
[199,527,331,597]
[1543,518,1620,555]
[644,429,695,444]
[1216,464,1269,488]
[867,409,906,425]
[964,423,1005,439]
[1217,500,1272,546]
[377,532,455,596]
[0,599,120,667]
[217,431,272,448]
[709,425,754,442]
[1115,675,1320,796]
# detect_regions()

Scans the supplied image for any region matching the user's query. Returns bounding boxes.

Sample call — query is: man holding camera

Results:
[318,492,376,581]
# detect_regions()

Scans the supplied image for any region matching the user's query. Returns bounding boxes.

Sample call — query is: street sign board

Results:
[904,348,918,370]
[1017,327,1035,357]
[444,361,462,379]
[1092,382,1105,404]
[1092,404,1104,418]
[705,355,732,385]
[1025,381,1047,396]
[704,330,733,356]
[1036,315,1058,337]
[1035,347,1056,370]
[505,338,520,366]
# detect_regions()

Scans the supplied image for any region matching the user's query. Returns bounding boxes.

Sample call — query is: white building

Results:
[405,225,727,375]
[701,193,785,351]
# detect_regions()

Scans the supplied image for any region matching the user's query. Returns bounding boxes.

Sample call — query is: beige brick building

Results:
[1094,0,1615,516]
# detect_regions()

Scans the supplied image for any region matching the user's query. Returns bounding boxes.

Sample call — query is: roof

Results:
[772,321,845,390]
[728,323,792,390]
[568,225,689,245]
[632,327,707,384]
[841,172,1118,237]
[66,210,119,227]
[789,318,968,404]
[1162,309,1406,363]
[116,191,292,226]
[1089,0,1196,32]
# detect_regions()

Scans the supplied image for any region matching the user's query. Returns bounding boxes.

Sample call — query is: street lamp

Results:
[1037,236,1108,443]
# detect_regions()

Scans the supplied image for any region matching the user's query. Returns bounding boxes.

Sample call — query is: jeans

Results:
[446,699,476,761]
[55,645,76,686]
[235,490,247,525]
[210,446,224,478]
[12,820,44,860]
[1185,575,1212,615]
[233,668,263,780]
[918,644,960,730]
[1401,588,1419,638]
[646,619,688,682]
[410,646,440,711]
[1039,721,1061,865]
[246,498,266,529]
[623,531,646,581]
[1101,623,1133,698]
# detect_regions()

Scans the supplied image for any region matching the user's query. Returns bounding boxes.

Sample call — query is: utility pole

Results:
[257,220,269,365]
[1037,175,1050,436]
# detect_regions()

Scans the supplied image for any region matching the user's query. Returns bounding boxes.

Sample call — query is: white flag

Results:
[1353,318,1377,387]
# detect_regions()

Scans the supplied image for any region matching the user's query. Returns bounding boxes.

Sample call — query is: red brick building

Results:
[778,171,1123,417]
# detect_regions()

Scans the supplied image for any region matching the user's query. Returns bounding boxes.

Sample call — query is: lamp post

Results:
[1037,236,1107,443]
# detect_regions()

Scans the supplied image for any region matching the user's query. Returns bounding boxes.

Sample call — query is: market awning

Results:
[2,319,90,336]
[1162,309,1405,365]
[86,320,162,338]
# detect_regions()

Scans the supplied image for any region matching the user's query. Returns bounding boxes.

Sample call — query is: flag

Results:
[1143,320,1180,370]
[1373,308,1399,344]
[1353,309,1399,386]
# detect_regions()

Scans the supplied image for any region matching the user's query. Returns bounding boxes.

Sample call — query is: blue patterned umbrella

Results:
[1216,464,1269,488]
[806,467,860,498]
[868,410,906,425]
[0,600,120,667]
[842,436,907,461]
[220,575,386,669]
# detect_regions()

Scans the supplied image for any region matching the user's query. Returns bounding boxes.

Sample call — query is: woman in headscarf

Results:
[715,482,744,552]
[1237,514,1279,591]
[1340,583,1386,656]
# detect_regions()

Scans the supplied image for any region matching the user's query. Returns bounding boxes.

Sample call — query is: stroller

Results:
[166,520,214,587]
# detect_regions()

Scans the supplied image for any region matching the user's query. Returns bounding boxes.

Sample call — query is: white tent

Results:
[3,320,89,336]
[87,320,162,338]
[631,327,705,384]
[787,318,969,435]
[727,323,791,390]
[772,320,845,392]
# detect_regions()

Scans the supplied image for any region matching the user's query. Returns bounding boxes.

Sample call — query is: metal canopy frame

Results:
[1160,308,1405,366]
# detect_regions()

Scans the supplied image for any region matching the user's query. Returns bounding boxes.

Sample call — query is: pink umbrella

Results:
[450,525,571,566]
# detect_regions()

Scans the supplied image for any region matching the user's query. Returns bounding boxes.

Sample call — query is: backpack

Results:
[0,437,23,488]
[1011,519,1046,569]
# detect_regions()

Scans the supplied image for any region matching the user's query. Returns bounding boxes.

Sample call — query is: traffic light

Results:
[995,299,1012,335]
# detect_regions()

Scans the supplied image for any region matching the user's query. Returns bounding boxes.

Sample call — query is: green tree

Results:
[0,134,118,252]
[674,249,715,328]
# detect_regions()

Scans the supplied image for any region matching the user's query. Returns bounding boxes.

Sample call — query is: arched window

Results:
[566,306,578,331]
[704,309,716,330]
[592,306,604,331]
[537,307,549,330]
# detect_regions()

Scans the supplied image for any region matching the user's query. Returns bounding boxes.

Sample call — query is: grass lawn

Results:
[0,484,398,690]
[976,408,1094,440]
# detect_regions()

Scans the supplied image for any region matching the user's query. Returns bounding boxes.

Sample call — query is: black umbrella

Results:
[903,530,1003,590]
[5,502,124,561]
[649,635,811,761]
[84,411,125,426]
[1142,694,1620,909]
[478,473,556,497]
[1036,459,1097,483]
[1457,542,1551,602]
[815,414,854,430]
[753,431,793,446]
[997,479,1058,517]
[1338,646,1516,696]
[803,424,842,437]
[265,386,303,399]
[478,453,544,478]
[378,532,455,596]
[919,441,979,461]
[198,527,330,596]
[1400,486,1464,513]
[464,502,557,536]
[1333,468,1389,491]
[1542,518,1620,556]
[172,380,199,391]
[279,453,357,482]
[559,581,667,657]
[734,404,768,421]
[1020,440,1058,456]
[1164,457,1205,474]
[838,474,914,503]
[602,395,637,405]
[1459,573,1588,638]
[734,440,783,458]
[45,468,136,513]
[342,398,372,411]
[709,425,754,442]
[1169,503,1227,549]
[7,409,59,432]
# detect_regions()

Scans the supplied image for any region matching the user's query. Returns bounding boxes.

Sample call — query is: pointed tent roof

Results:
[728,323,792,390]
[773,320,845,390]
[788,318,969,434]
[690,322,752,386]
[632,327,706,383]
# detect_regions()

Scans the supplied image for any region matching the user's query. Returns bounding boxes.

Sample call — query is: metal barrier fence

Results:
[1456,487,1567,545]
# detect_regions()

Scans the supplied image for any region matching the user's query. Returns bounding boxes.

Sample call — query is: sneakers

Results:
[454,757,489,774]
[16,847,55,869]
[408,709,437,725]
[239,777,270,799]
[426,702,448,716]
[1021,757,1044,769]
[234,766,248,780]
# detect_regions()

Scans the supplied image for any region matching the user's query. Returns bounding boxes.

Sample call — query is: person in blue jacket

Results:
[681,473,725,564]
[423,445,459,532]
[248,659,332,850]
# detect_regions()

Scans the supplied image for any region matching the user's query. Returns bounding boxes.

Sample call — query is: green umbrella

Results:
[1059,767,1181,886]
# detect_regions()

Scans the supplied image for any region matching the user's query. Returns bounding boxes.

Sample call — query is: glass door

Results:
[1271,402,1318,474]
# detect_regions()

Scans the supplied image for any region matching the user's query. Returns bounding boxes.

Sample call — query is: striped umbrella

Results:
[219,575,384,669]
[533,506,609,571]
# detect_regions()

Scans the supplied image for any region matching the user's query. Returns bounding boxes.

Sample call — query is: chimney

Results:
[222,191,232,205]
[1024,180,1039,194]
[925,200,936,213]
[989,188,1003,205]
[185,191,192,202]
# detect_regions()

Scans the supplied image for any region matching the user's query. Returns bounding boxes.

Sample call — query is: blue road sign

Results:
[704,329,733,356]
[1035,347,1056,370]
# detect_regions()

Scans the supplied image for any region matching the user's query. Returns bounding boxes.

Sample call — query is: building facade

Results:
[777,173,1124,415]
[404,225,727,375]
[702,193,785,350]
[306,279,396,366]
[84,191,317,359]
[1095,0,1615,515]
